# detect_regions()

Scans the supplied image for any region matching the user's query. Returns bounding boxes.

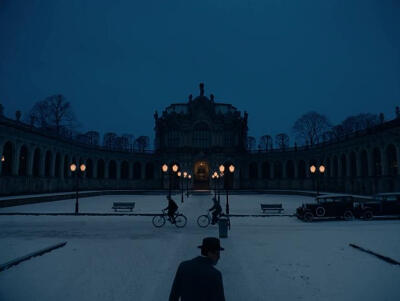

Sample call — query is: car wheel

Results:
[303,212,314,222]
[316,207,325,217]
[363,210,373,221]
[343,210,354,221]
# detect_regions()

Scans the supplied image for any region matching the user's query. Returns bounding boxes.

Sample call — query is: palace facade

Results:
[1,84,399,196]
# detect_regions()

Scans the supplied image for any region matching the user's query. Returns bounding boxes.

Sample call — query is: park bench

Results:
[260,204,284,213]
[112,202,135,212]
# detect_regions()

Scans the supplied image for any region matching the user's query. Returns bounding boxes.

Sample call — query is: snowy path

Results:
[0,194,399,300]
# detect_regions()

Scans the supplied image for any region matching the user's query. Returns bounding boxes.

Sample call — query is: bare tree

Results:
[103,132,117,149]
[85,131,100,146]
[121,134,135,151]
[341,113,379,135]
[275,133,289,150]
[258,135,273,151]
[292,111,331,146]
[28,94,76,134]
[246,136,256,151]
[135,136,150,152]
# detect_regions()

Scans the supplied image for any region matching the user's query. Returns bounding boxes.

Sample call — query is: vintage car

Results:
[355,192,400,220]
[296,194,367,222]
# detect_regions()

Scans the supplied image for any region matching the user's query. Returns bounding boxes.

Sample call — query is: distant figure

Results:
[209,197,222,225]
[169,237,225,301]
[164,195,178,224]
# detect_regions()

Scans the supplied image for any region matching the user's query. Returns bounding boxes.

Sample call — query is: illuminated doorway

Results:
[193,161,210,190]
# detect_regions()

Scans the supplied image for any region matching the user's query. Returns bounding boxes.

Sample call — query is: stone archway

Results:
[193,160,210,190]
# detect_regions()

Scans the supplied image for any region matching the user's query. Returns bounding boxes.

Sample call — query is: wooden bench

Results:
[112,202,135,212]
[260,204,283,213]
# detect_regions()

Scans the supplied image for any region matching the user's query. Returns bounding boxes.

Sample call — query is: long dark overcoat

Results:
[169,256,225,301]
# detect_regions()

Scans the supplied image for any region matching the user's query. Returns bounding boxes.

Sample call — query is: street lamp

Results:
[177,171,184,203]
[225,164,235,215]
[162,163,178,198]
[70,162,86,214]
[310,164,325,196]
[187,174,191,197]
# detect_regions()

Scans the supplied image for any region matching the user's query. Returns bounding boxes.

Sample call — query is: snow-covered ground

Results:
[0,194,399,301]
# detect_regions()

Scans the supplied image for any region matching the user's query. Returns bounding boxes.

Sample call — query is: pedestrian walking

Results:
[169,237,225,301]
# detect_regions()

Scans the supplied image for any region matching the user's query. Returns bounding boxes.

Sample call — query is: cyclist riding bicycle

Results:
[209,197,222,225]
[164,195,178,224]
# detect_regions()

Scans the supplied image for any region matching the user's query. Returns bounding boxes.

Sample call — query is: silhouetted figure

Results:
[209,197,222,225]
[164,195,178,223]
[169,237,225,301]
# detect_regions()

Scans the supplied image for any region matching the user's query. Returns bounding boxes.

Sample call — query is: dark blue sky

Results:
[1,0,399,145]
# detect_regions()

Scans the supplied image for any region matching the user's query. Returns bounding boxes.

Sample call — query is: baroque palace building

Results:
[0,83,399,196]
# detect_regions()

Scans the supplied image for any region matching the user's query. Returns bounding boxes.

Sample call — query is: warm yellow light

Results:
[229,164,235,173]
[177,171,181,177]
[1,155,4,162]
[80,164,86,172]
[162,164,168,172]
[310,165,316,173]
[70,163,77,172]
[172,164,178,172]
[219,165,225,173]
[212,174,215,179]
[188,175,191,179]
[213,171,218,178]
[183,171,187,178]
[319,165,325,173]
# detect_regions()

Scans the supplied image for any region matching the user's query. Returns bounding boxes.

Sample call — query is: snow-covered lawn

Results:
[0,194,399,301]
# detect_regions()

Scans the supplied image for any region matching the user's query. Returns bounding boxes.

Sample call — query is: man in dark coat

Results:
[209,197,223,225]
[164,195,178,223]
[169,237,225,301]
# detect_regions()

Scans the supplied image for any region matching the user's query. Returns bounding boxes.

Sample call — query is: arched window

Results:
[55,153,61,177]
[33,148,41,177]
[1,141,13,176]
[286,160,295,179]
[298,160,306,179]
[373,148,381,176]
[350,152,357,177]
[386,144,397,175]
[145,162,154,179]
[64,155,69,177]
[45,150,52,177]
[19,145,28,176]
[97,159,105,179]
[86,159,93,178]
[109,160,117,179]
[167,130,180,148]
[133,162,141,179]
[360,151,368,177]
[340,154,347,177]
[261,162,270,179]
[192,123,211,148]
[274,161,283,179]
[121,161,129,179]
[332,156,338,177]
[249,162,258,179]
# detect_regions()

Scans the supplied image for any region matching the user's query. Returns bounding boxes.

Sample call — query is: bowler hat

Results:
[198,237,224,251]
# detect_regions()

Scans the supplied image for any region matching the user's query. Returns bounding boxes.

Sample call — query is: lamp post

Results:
[70,162,86,214]
[212,171,218,199]
[162,163,178,198]
[183,171,188,200]
[219,164,226,213]
[178,171,184,203]
[310,164,325,196]
[187,174,191,197]
[225,164,235,215]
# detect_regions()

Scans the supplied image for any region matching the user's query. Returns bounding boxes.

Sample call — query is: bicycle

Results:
[152,210,187,228]
[197,211,230,229]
